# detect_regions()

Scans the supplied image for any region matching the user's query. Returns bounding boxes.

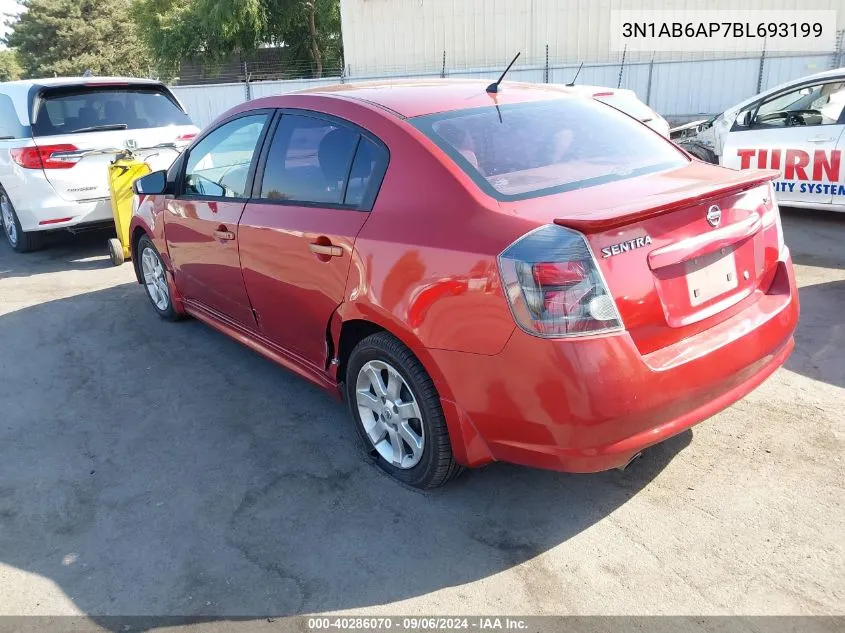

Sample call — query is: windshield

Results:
[412,98,686,201]
[32,86,191,137]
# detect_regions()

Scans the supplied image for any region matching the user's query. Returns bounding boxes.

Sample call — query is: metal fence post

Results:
[544,44,549,83]
[833,29,844,69]
[645,53,654,106]
[617,44,627,88]
[756,39,766,94]
[441,50,446,78]
[243,61,252,100]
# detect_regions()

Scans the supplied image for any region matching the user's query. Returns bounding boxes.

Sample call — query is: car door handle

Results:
[213,229,236,241]
[807,136,835,143]
[308,242,343,257]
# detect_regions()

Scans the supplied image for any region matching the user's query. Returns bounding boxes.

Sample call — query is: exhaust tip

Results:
[616,452,643,472]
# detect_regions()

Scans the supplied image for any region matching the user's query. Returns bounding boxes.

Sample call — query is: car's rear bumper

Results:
[15,195,112,233]
[3,168,112,232]
[432,250,799,472]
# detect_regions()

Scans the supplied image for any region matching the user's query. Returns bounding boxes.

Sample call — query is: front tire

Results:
[1,186,42,253]
[108,238,125,266]
[345,332,463,489]
[137,235,179,321]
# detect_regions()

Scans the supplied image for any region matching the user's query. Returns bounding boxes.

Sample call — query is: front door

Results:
[238,111,389,367]
[165,112,271,326]
[723,78,845,206]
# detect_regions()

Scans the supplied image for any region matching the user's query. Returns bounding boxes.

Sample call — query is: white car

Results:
[570,85,671,137]
[671,67,845,212]
[0,77,199,252]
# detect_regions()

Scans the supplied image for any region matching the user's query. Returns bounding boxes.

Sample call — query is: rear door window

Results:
[32,86,191,137]
[412,98,686,201]
[258,113,388,209]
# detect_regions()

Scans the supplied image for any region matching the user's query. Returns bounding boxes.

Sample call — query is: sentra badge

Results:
[601,235,652,258]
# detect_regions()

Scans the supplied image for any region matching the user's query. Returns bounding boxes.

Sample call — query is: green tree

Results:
[133,0,342,80]
[5,0,152,79]
[0,50,22,81]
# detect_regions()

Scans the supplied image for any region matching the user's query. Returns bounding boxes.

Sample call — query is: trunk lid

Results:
[502,163,782,354]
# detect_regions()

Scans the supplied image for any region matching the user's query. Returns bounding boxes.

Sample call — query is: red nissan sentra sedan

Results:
[129,80,799,488]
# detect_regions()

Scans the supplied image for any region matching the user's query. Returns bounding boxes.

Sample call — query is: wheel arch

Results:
[130,225,149,284]
[331,304,455,402]
[330,305,491,468]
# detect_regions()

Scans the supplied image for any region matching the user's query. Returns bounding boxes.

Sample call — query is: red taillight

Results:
[755,182,784,255]
[498,225,622,337]
[532,261,587,286]
[176,133,197,142]
[10,144,79,170]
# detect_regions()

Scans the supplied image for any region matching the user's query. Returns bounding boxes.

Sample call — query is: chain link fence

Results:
[169,32,845,128]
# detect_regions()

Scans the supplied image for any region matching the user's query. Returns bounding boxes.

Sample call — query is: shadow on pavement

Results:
[781,207,845,270]
[0,228,116,279]
[0,284,691,628]
[784,279,845,390]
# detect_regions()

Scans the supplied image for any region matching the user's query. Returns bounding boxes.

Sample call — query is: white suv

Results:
[0,77,199,252]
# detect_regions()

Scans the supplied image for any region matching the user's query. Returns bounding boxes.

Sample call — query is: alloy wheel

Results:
[141,246,170,311]
[355,359,425,469]
[1,194,18,247]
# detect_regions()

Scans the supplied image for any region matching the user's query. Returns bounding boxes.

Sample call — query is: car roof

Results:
[729,66,845,112]
[293,79,581,118]
[0,76,164,89]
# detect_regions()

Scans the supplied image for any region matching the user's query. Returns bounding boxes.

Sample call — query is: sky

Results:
[0,0,22,45]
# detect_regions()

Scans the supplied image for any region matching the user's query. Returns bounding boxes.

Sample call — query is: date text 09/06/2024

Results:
[306,617,529,630]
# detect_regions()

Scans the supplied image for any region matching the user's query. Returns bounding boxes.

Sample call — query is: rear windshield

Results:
[412,98,686,201]
[32,86,191,137]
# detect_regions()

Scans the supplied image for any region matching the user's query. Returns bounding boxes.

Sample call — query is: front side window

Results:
[183,114,268,199]
[412,98,686,201]
[749,81,845,128]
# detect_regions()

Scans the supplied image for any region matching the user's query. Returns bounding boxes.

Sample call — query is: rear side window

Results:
[259,113,387,208]
[32,86,191,137]
[0,94,26,139]
[412,98,686,201]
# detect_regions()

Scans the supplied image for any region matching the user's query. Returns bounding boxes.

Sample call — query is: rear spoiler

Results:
[555,169,779,233]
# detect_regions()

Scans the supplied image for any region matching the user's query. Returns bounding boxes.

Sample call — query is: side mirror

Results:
[741,110,753,127]
[133,170,168,196]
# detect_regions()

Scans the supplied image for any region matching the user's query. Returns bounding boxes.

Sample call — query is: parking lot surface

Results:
[0,209,842,620]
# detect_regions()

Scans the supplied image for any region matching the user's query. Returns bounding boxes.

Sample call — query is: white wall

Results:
[339,0,845,75]
[171,54,841,129]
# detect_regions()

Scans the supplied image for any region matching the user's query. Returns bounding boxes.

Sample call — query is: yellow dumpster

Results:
[107,152,151,266]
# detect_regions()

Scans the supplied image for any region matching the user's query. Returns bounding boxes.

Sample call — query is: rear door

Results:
[30,84,197,201]
[165,111,271,327]
[722,78,845,206]
[238,111,389,367]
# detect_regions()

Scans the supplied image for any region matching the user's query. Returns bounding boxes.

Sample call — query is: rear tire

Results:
[1,186,43,253]
[108,238,125,266]
[137,235,179,321]
[345,332,463,489]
